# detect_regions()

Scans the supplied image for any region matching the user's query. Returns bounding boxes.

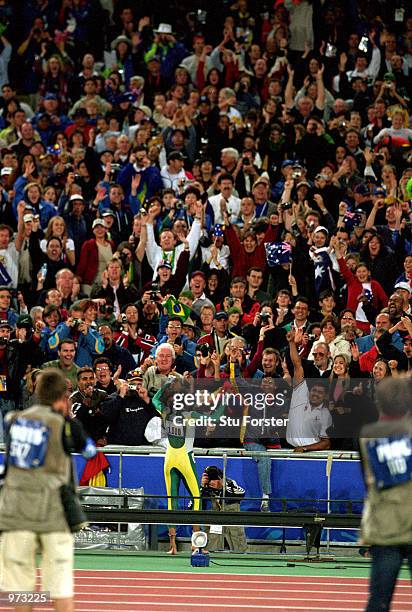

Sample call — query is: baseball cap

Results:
[101,209,116,218]
[281,159,294,168]
[403,335,412,343]
[0,320,12,329]
[147,55,161,63]
[157,260,172,270]
[69,194,84,202]
[296,180,310,189]
[1,167,12,176]
[199,95,211,104]
[23,213,33,223]
[395,282,412,294]
[383,72,396,82]
[92,218,105,229]
[16,315,33,329]
[354,183,370,196]
[182,317,196,328]
[126,368,144,381]
[214,311,228,320]
[44,93,58,101]
[190,270,205,280]
[373,186,386,197]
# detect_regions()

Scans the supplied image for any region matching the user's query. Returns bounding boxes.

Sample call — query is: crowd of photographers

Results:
[0,2,412,464]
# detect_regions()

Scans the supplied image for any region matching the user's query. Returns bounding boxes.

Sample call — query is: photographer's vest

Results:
[0,404,71,533]
[359,417,412,546]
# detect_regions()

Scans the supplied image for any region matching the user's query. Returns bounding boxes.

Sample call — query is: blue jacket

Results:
[117,163,163,201]
[48,322,104,366]
[356,330,404,354]
[13,176,57,229]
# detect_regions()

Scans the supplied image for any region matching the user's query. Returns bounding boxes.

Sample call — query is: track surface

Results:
[1,568,411,612]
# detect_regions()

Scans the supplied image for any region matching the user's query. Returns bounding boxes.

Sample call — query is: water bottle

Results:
[39,263,48,281]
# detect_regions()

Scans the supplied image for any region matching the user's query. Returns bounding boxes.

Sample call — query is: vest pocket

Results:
[5,487,50,522]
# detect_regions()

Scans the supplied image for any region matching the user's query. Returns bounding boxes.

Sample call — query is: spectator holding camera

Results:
[101,368,166,447]
[48,301,104,367]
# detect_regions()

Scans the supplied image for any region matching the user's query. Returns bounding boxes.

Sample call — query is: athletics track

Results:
[0,553,411,611]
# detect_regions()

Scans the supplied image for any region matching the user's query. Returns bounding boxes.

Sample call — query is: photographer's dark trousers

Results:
[366,545,412,611]
[206,501,247,552]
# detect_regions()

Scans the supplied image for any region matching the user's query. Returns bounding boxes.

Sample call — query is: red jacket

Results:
[224,223,279,279]
[76,239,114,285]
[337,257,388,331]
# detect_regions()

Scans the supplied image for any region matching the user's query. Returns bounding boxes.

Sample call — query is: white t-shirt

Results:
[208,193,241,225]
[286,380,332,447]
[0,242,19,288]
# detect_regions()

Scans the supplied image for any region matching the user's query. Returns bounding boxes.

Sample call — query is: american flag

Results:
[265,241,292,266]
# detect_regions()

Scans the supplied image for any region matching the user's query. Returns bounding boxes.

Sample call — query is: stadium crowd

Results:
[0,0,412,458]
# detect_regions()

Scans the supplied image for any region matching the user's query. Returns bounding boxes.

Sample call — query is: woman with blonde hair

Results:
[40,216,75,267]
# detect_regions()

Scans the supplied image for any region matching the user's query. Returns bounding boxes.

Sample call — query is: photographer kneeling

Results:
[200,465,248,553]
[101,368,167,447]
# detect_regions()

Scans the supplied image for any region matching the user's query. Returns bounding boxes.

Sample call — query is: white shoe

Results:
[260,499,270,512]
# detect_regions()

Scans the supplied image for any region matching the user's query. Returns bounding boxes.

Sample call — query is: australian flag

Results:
[312,248,334,295]
[265,241,292,266]
[343,210,361,231]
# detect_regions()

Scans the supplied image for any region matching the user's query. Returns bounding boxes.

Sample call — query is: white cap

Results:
[395,282,412,294]
[69,194,84,202]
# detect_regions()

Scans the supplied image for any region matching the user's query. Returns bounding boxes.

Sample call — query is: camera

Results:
[120,313,128,324]
[199,343,211,358]
[110,163,121,172]
[283,201,292,210]
[242,157,251,165]
[240,82,248,92]
[72,318,83,327]
[174,336,182,346]
[308,333,317,341]
[358,35,369,53]
[119,251,129,267]
[292,171,301,179]
[227,297,235,307]
[150,283,160,301]
[128,383,138,391]
[259,312,270,324]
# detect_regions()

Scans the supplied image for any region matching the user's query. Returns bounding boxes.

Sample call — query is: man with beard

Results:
[70,366,108,444]
[387,293,404,326]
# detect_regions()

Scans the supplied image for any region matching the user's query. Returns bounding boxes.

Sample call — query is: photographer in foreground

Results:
[0,368,96,612]
[200,465,247,552]
[101,368,166,447]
